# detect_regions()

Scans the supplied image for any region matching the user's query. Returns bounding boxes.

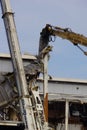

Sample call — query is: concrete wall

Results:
[56,124,82,130]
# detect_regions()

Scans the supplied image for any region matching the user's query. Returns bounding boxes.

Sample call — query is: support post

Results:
[43,53,48,124]
[39,46,52,126]
[65,100,69,130]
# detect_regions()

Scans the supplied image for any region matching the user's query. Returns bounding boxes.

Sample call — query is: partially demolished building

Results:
[0,54,87,130]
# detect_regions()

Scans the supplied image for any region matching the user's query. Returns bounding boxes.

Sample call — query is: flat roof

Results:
[0,53,36,60]
[38,77,87,84]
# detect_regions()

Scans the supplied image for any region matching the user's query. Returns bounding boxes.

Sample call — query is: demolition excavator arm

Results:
[39,24,87,55]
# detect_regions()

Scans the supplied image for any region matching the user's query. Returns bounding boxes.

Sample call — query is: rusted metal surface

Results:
[44,93,48,122]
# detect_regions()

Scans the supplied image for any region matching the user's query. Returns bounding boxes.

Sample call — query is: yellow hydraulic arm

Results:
[39,24,87,55]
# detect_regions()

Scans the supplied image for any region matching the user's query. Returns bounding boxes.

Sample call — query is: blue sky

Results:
[0,0,87,80]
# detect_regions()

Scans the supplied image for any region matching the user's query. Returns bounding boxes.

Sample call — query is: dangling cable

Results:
[74,44,87,56]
